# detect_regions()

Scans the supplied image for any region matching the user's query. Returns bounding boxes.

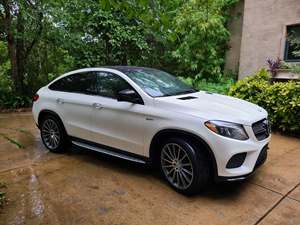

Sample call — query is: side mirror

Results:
[117,89,143,104]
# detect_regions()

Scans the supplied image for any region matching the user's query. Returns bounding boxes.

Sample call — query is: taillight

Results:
[32,94,39,102]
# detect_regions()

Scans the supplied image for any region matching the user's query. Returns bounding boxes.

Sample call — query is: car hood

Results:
[154,91,268,126]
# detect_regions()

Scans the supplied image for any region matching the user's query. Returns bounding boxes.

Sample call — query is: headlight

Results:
[204,120,249,140]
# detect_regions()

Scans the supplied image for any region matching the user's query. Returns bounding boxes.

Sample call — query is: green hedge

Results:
[229,69,300,133]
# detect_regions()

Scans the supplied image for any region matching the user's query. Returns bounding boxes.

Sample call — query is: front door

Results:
[89,71,146,156]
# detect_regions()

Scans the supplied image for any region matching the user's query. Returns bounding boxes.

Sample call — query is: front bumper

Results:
[216,144,268,182]
[205,123,270,179]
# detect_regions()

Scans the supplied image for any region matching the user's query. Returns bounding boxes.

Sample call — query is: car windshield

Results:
[122,68,196,97]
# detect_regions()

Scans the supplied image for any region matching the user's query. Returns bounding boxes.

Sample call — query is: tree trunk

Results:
[2,0,20,93]
[16,10,25,94]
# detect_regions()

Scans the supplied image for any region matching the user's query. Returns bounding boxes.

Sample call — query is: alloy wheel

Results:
[41,119,61,150]
[161,143,194,190]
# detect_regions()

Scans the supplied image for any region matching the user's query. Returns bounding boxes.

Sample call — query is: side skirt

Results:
[70,136,149,164]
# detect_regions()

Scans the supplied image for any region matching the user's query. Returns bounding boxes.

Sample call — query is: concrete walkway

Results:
[0,112,299,225]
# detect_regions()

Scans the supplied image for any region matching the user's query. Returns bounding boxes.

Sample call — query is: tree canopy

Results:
[0,0,238,107]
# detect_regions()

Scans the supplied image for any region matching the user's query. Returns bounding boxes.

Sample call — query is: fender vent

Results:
[177,96,197,100]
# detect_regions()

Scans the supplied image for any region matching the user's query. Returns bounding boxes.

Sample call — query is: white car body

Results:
[32,67,270,181]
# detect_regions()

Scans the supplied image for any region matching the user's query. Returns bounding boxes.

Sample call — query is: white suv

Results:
[32,67,271,195]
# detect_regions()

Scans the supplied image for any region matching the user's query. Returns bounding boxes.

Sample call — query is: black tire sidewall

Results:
[40,115,67,153]
[159,138,210,195]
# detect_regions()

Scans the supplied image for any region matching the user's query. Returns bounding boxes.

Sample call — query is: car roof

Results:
[103,66,158,73]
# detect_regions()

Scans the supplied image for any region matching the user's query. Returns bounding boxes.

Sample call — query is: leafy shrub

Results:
[0,74,31,109]
[229,69,300,133]
[0,95,32,109]
[171,0,238,80]
[0,44,31,109]
[179,76,235,94]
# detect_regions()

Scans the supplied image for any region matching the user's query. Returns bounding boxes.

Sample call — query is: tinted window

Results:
[96,72,132,99]
[49,72,97,95]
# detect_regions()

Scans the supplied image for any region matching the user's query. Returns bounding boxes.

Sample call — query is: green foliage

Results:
[288,32,300,57]
[0,50,31,109]
[281,62,300,74]
[0,42,31,109]
[0,192,4,207]
[0,71,30,109]
[179,75,234,94]
[0,133,24,148]
[47,0,151,67]
[229,69,300,133]
[0,182,6,208]
[171,0,238,80]
[228,69,270,103]
[0,0,239,108]
[290,65,300,74]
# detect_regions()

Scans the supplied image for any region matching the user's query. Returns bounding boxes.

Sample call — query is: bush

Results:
[229,69,300,133]
[179,76,235,94]
[0,74,31,109]
[171,0,238,80]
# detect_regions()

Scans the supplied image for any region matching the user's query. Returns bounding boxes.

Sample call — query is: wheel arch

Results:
[38,110,66,132]
[149,129,218,177]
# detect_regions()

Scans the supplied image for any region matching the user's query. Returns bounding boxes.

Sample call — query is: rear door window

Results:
[49,72,97,95]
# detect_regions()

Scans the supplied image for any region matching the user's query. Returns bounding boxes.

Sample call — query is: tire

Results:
[159,138,211,195]
[40,115,69,153]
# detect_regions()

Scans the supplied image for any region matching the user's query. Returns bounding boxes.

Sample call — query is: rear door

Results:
[48,72,97,141]
[89,71,147,156]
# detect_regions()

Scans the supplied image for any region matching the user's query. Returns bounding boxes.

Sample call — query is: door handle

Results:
[92,103,103,109]
[56,98,64,104]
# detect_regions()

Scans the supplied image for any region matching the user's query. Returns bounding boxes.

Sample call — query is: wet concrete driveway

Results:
[0,112,300,225]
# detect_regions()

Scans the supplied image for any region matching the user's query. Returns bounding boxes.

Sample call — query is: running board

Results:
[72,141,146,164]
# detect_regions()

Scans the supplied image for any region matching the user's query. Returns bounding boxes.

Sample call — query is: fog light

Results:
[226,153,247,168]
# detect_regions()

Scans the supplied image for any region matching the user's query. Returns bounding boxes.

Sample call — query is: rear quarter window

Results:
[49,72,97,95]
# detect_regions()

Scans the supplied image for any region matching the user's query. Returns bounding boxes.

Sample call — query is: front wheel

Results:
[160,138,211,195]
[40,115,68,153]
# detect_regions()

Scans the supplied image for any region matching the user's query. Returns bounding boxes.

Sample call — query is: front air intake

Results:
[226,153,247,169]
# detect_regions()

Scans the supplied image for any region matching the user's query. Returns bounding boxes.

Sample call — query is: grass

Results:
[0,133,24,149]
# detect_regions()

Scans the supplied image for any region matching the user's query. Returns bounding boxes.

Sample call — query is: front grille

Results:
[252,119,270,141]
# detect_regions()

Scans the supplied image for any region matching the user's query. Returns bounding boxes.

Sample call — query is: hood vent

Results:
[177,96,198,100]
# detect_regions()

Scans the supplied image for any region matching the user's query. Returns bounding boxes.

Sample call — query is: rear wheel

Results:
[160,138,211,195]
[40,115,68,153]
